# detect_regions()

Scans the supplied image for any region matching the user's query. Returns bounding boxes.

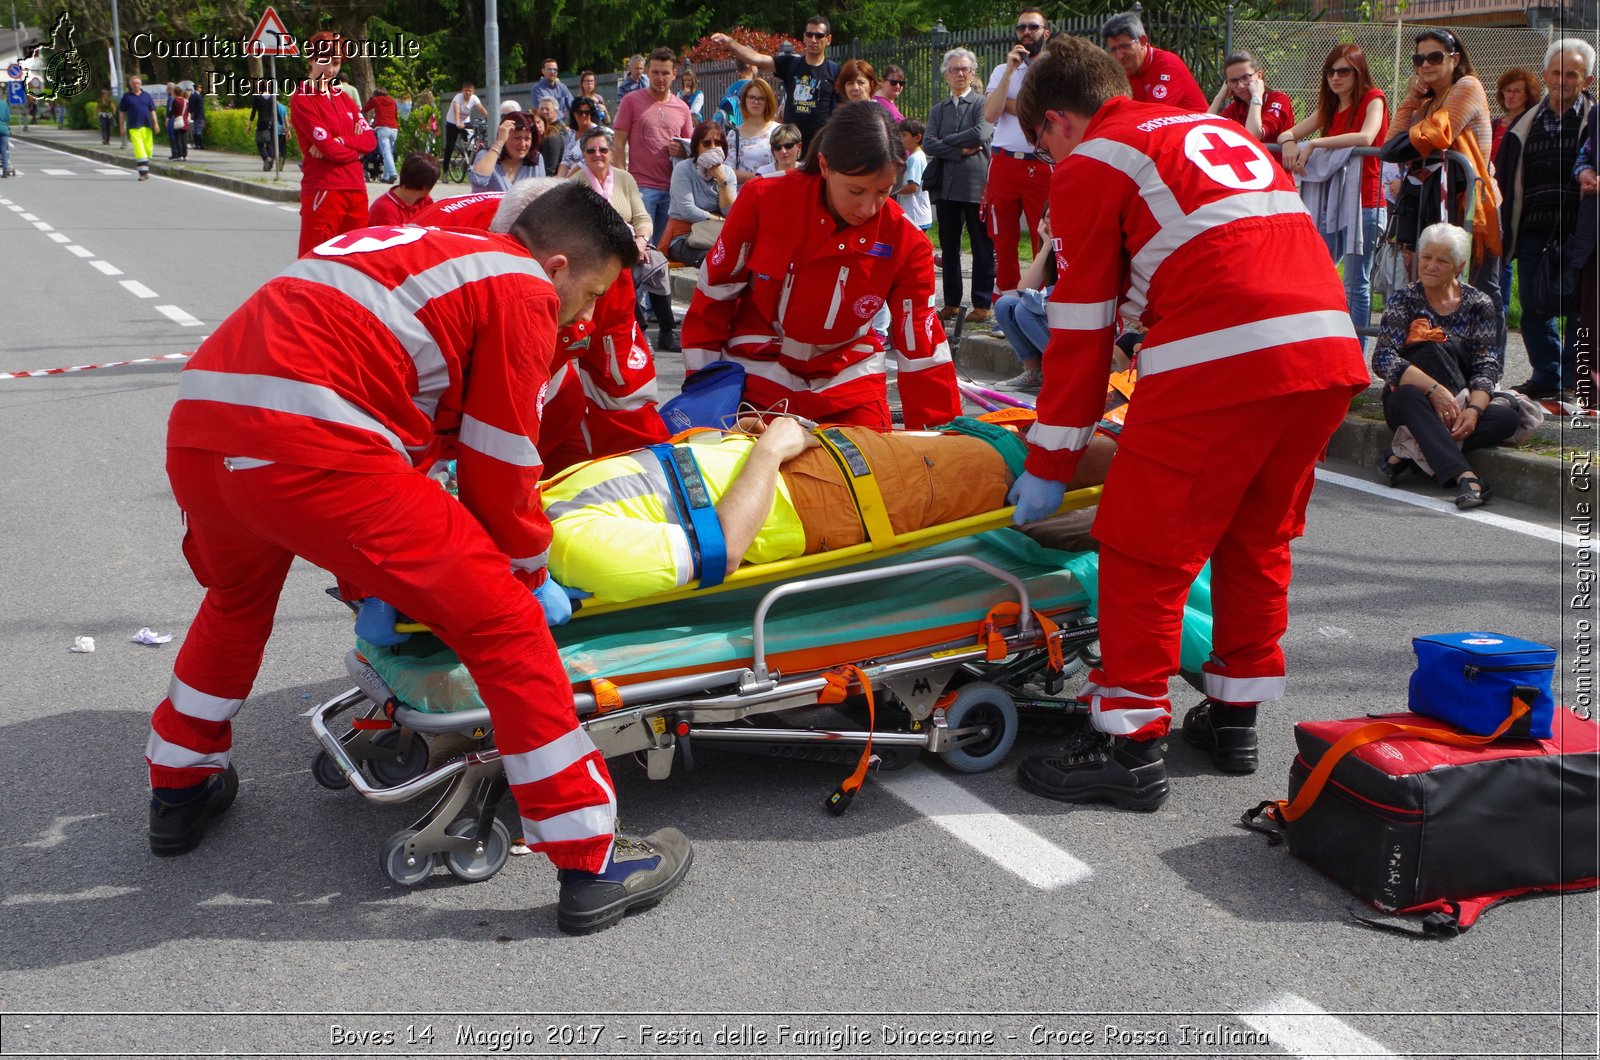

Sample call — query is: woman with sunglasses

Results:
[558,99,608,177]
[754,124,803,177]
[661,120,738,266]
[679,101,962,430]
[1276,45,1389,330]
[1392,29,1503,312]
[468,110,545,192]
[874,64,907,123]
[729,78,780,183]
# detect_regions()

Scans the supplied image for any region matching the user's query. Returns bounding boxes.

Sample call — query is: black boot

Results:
[1181,699,1259,774]
[149,765,239,855]
[649,293,679,351]
[1018,728,1168,810]
[557,828,693,934]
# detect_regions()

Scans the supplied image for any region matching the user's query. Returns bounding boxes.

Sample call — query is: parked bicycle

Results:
[445,119,486,184]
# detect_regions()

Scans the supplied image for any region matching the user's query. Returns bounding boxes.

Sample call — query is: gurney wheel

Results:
[380,828,437,886]
[366,729,430,788]
[938,682,1019,774]
[310,750,350,790]
[443,816,512,882]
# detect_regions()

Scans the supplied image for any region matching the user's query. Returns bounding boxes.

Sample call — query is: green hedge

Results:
[196,107,302,162]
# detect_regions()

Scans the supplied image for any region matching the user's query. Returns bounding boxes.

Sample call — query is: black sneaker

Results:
[655,330,681,353]
[1510,380,1559,401]
[1017,729,1168,810]
[149,765,239,856]
[1181,700,1259,774]
[556,828,693,935]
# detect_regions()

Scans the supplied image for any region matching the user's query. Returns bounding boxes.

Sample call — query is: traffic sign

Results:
[7,81,24,107]
[247,6,298,57]
[6,62,21,80]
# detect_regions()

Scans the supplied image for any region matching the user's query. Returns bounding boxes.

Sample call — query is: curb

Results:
[12,133,302,203]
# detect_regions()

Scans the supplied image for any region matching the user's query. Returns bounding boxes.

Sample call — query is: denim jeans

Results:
[375,126,398,182]
[639,186,671,246]
[1330,205,1385,329]
[0,131,9,174]
[1516,245,1577,390]
[992,291,1050,364]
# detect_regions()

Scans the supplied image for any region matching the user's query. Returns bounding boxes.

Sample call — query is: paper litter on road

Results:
[131,627,174,646]
[69,636,95,653]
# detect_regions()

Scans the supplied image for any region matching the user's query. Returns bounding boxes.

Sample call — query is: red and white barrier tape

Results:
[0,351,191,380]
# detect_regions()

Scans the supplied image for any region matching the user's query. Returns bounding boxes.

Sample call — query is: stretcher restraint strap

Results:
[979,601,1065,671]
[1244,694,1532,836]
[816,664,876,816]
[814,428,895,550]
[931,416,1030,479]
[647,442,728,589]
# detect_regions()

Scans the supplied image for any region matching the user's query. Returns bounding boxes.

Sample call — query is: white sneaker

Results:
[995,368,1043,393]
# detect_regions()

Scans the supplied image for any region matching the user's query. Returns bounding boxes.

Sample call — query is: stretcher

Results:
[309,530,1115,886]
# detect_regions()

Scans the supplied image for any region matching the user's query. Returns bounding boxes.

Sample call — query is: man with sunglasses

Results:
[711,19,840,152]
[1100,10,1205,113]
[983,8,1055,309]
[1008,36,1367,812]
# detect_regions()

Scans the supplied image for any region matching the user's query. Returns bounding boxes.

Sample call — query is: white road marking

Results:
[120,280,158,299]
[40,168,75,175]
[89,260,123,276]
[279,204,297,212]
[19,212,38,220]
[31,220,52,231]
[46,232,70,243]
[3,885,142,906]
[96,168,126,176]
[19,813,107,850]
[878,769,1094,889]
[65,245,94,258]
[1316,468,1580,548]
[6,204,23,211]
[156,304,204,327]
[0,197,10,203]
[1240,992,1404,1059]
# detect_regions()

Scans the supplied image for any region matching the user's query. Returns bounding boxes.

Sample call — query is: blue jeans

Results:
[640,186,671,246]
[0,131,9,174]
[375,126,398,182]
[1329,205,1385,329]
[992,291,1050,365]
[1516,245,1577,390]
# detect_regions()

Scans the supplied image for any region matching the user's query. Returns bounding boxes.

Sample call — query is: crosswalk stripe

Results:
[1241,993,1404,1059]
[40,168,75,175]
[155,304,204,327]
[120,280,158,299]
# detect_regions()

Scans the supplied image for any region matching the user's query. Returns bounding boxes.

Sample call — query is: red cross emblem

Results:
[1183,123,1273,190]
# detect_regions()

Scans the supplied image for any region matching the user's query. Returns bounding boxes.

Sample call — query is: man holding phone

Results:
[983,8,1053,304]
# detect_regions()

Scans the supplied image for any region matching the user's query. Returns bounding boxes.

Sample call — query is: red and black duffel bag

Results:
[1243,698,1600,936]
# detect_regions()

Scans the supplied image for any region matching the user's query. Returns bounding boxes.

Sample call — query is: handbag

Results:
[922,156,944,196]
[1378,125,1421,165]
[1400,333,1470,395]
[1524,238,1580,318]
[1371,211,1410,302]
[686,217,724,251]
[1409,631,1556,739]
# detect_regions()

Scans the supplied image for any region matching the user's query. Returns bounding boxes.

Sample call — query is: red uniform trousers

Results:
[148,448,617,872]
[298,190,370,257]
[986,153,1052,295]
[1079,387,1354,740]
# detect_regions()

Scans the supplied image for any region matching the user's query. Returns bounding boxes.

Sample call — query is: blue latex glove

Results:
[533,576,575,626]
[1008,471,1067,525]
[354,598,411,647]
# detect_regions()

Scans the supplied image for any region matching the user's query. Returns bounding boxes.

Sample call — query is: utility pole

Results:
[484,0,500,122]
[110,0,123,93]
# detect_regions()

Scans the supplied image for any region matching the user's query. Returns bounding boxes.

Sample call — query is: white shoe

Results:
[995,368,1043,393]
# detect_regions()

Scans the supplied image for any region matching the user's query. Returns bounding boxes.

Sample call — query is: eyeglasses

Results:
[802,31,828,39]
[1015,22,1045,31]
[702,140,725,148]
[1325,65,1356,77]
[885,79,905,87]
[946,65,973,74]
[1033,115,1056,165]
[1412,49,1450,67]
[773,142,800,151]
[584,146,610,155]
[1226,73,1255,86]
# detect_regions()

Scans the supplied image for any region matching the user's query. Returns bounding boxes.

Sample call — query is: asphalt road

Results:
[0,136,1595,1060]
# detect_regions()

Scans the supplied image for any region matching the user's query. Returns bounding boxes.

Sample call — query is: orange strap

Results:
[821,664,876,815]
[1268,696,1531,826]
[979,602,1065,671]
[590,677,624,714]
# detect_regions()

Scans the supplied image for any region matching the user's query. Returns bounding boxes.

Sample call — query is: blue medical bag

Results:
[659,360,746,433]
[1409,632,1557,740]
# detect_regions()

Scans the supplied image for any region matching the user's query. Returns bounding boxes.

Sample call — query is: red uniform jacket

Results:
[681,170,961,429]
[367,188,435,226]
[1126,47,1208,112]
[411,192,502,229]
[1220,90,1296,144]
[1028,98,1369,481]
[168,226,559,580]
[289,82,376,192]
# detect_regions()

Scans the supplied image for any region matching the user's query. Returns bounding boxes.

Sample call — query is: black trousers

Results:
[1382,384,1519,485]
[935,199,995,312]
[443,124,464,173]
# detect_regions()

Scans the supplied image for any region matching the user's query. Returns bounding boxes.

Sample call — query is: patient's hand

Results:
[756,416,811,461]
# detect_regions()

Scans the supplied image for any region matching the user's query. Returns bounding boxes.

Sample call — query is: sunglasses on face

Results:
[1016,23,1045,31]
[1412,50,1451,67]
[773,142,800,151]
[584,146,610,155]
[1325,65,1355,77]
[885,79,905,87]
[702,140,725,149]
[803,31,828,39]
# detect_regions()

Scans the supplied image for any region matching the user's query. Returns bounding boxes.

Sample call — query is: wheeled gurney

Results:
[309,530,1109,886]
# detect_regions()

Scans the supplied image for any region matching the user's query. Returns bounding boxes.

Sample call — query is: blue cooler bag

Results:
[1409,632,1556,739]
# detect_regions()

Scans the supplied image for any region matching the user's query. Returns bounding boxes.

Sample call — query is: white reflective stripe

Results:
[547,361,571,392]
[902,298,916,352]
[1046,299,1118,331]
[604,337,624,385]
[1138,310,1357,377]
[1071,137,1190,322]
[681,347,721,372]
[667,525,694,586]
[168,675,244,723]
[502,727,598,787]
[1127,190,1308,317]
[1080,679,1165,701]
[579,370,658,411]
[144,731,230,772]
[459,414,541,468]
[178,370,410,459]
[519,769,616,845]
[510,550,550,573]
[1088,700,1169,736]
[1026,421,1097,452]
[730,349,886,394]
[821,267,848,329]
[1202,673,1286,703]
[695,273,746,302]
[776,272,796,325]
[895,340,953,372]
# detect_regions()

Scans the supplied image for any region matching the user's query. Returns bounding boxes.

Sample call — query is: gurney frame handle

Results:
[750,555,1033,685]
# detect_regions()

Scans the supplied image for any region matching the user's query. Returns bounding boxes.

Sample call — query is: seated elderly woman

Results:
[1372,222,1518,509]
[544,417,1115,603]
